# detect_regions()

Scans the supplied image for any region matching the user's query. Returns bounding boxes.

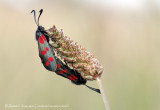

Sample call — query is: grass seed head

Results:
[47,25,104,80]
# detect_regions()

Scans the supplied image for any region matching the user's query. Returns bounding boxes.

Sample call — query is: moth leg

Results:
[64,60,68,67]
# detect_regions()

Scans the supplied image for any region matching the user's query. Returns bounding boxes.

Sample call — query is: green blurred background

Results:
[0,0,160,110]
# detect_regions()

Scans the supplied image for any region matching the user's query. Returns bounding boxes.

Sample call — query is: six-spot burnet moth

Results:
[31,9,100,93]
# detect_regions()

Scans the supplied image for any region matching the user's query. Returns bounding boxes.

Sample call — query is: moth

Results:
[31,9,100,93]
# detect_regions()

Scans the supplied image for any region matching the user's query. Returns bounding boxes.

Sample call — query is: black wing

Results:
[54,56,87,85]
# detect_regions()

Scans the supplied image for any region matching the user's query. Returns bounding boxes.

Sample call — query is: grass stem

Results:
[97,77,111,110]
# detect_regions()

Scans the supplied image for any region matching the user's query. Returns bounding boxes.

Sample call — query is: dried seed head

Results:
[47,25,103,80]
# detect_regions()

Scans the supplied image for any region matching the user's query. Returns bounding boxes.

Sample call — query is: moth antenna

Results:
[37,9,43,26]
[31,10,38,26]
[85,85,101,94]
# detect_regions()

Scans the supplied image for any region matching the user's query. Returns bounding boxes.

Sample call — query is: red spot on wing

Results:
[63,69,67,73]
[42,51,46,55]
[72,74,78,79]
[48,57,54,62]
[46,47,49,51]
[69,76,75,81]
[46,61,50,66]
[39,37,44,44]
[59,71,63,74]
[57,64,61,69]
[41,34,47,42]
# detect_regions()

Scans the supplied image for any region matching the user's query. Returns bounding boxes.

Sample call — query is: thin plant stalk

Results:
[97,77,111,110]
